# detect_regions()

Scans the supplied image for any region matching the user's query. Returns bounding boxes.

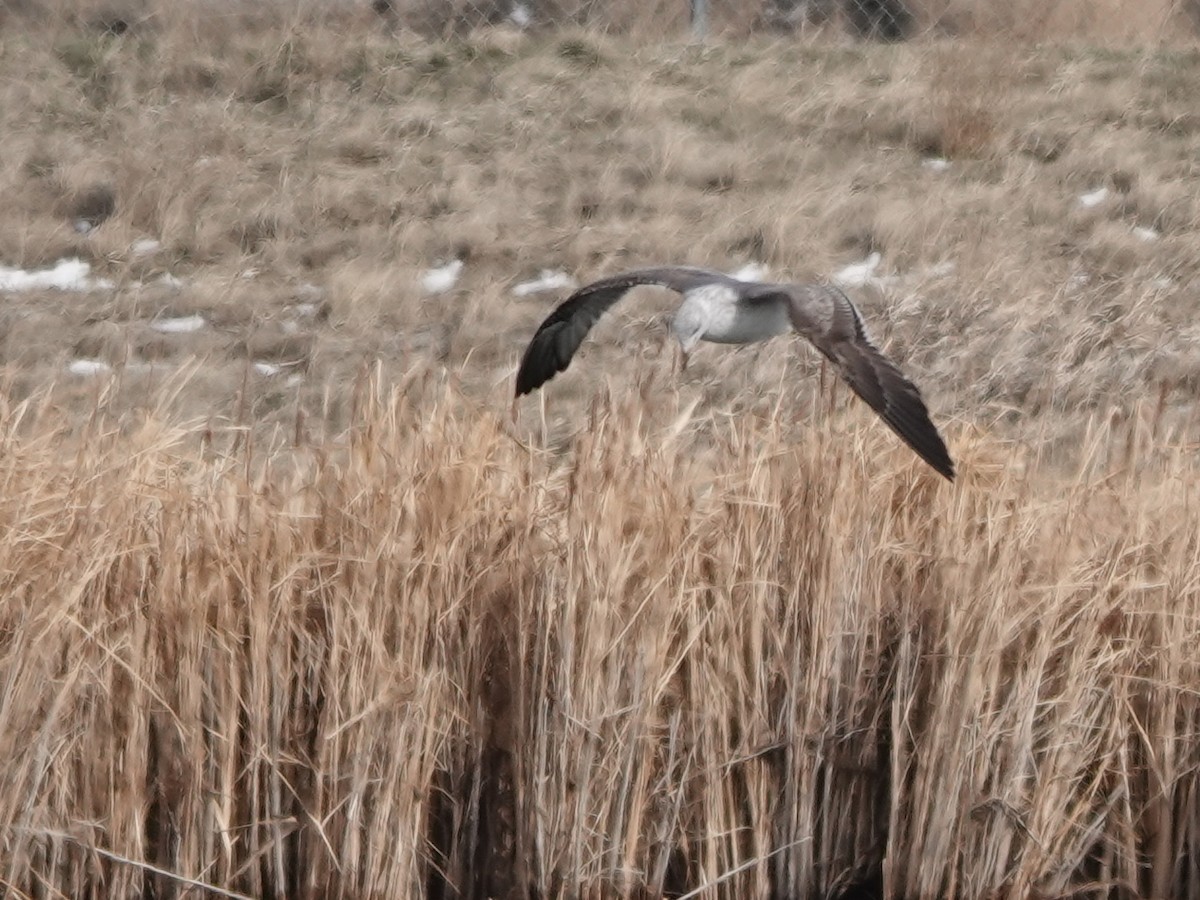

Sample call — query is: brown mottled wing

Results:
[514,266,734,396]
[765,283,955,481]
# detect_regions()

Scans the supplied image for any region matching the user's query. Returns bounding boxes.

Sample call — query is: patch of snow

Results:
[512,269,578,296]
[131,238,162,258]
[285,373,304,388]
[832,252,883,288]
[923,260,956,278]
[295,283,325,302]
[240,267,260,280]
[422,259,464,295]
[157,273,184,289]
[1132,226,1160,242]
[509,2,532,27]
[283,298,324,334]
[0,258,113,292]
[67,359,112,377]
[1078,187,1110,208]
[150,314,206,334]
[727,262,770,282]
[253,362,282,376]
[921,157,952,173]
[291,302,321,318]
[73,219,94,235]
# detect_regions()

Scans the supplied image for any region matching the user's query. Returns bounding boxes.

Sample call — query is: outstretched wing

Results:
[765,282,955,481]
[514,266,733,396]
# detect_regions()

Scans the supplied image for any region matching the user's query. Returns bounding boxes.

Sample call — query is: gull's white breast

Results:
[680,285,791,345]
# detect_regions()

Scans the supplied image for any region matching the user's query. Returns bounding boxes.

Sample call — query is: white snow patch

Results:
[922,157,952,173]
[150,314,206,334]
[824,255,955,293]
[422,259,464,294]
[131,238,162,258]
[67,359,112,377]
[728,262,770,282]
[1078,187,1110,208]
[295,283,325,302]
[923,260,956,279]
[832,252,883,288]
[73,219,94,235]
[157,273,184,289]
[1132,226,1160,242]
[0,258,113,292]
[509,2,532,27]
[512,269,578,296]
[253,362,283,376]
[286,373,304,388]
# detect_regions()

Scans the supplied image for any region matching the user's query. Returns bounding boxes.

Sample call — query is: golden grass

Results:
[1,370,1199,898]
[2,3,1200,897]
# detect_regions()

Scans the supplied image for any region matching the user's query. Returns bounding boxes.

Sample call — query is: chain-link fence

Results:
[374,0,1195,43]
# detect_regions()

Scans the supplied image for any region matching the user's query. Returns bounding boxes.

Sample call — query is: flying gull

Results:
[514,266,955,480]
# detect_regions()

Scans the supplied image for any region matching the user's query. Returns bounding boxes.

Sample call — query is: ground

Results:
[4,15,1200,469]
[3,8,1200,899]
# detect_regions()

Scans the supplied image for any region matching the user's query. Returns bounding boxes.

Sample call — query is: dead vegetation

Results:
[2,1,1200,452]
[2,1,1200,897]
[0,370,1198,898]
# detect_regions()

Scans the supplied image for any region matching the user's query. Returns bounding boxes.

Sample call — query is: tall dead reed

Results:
[0,370,1197,898]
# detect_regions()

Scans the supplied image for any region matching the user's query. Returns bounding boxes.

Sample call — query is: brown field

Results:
[3,2,1200,897]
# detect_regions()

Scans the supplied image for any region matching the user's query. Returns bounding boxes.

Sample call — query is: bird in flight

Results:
[514,265,955,481]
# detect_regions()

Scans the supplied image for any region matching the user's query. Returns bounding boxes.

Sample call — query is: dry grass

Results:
[3,2,1200,453]
[1,371,1199,898]
[3,2,1200,897]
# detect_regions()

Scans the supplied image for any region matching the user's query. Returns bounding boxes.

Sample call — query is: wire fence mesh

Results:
[374,0,1195,43]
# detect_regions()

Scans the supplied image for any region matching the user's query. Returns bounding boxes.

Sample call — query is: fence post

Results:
[690,0,708,40]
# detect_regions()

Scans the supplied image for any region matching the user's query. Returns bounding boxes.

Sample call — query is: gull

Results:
[514,266,955,480]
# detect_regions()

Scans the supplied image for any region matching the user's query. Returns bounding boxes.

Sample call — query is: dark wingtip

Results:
[514,349,557,398]
[878,390,956,482]
[514,372,538,398]
[912,427,955,482]
[932,450,956,482]
[913,416,955,482]
[903,423,955,482]
[513,367,538,398]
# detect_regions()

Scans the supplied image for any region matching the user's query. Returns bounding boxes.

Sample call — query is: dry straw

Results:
[0,367,1197,898]
[1,1,1200,896]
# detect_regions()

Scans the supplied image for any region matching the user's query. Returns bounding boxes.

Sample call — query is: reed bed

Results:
[3,4,1200,896]
[0,369,1197,899]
